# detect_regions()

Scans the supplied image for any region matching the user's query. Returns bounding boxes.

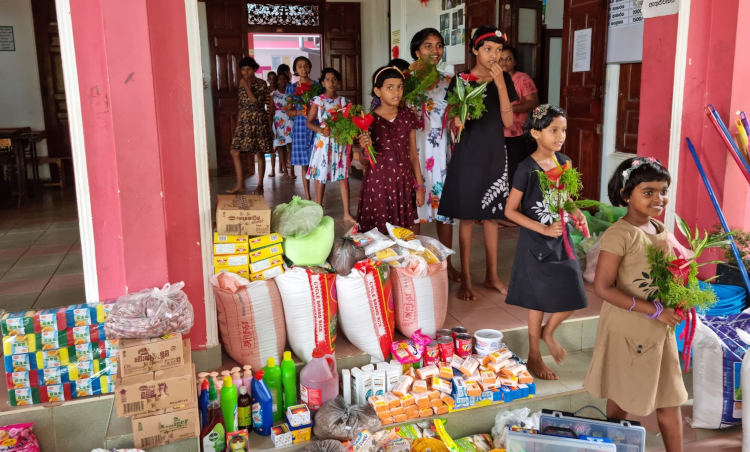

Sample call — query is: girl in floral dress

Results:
[409,28,459,281]
[305,68,355,222]
[357,66,425,234]
[272,72,293,179]
[285,56,317,198]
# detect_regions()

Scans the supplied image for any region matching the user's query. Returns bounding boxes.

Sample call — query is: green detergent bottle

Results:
[281,351,297,411]
[220,376,238,432]
[262,357,283,421]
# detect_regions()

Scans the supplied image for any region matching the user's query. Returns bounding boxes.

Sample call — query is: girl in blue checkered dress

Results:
[285,56,318,200]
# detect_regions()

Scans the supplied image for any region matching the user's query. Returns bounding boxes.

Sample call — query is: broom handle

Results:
[686,138,750,296]
[706,105,750,183]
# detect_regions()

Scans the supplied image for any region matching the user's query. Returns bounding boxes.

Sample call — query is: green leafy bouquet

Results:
[445,72,489,142]
[403,58,440,107]
[323,104,378,164]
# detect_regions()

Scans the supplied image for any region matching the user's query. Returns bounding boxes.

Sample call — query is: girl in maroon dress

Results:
[357,66,426,234]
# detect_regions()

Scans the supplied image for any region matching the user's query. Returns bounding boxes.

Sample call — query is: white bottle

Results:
[386,365,400,392]
[376,362,389,371]
[341,368,352,405]
[350,367,362,404]
[372,370,387,396]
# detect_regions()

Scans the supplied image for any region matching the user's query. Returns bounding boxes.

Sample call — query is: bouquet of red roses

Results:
[287,82,324,115]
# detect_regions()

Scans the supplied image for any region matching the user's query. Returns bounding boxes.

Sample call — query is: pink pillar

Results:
[69,0,208,349]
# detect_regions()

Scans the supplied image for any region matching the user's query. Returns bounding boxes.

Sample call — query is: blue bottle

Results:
[251,370,273,436]
[199,379,210,428]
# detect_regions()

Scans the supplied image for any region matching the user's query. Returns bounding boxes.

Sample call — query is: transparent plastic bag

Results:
[416,236,455,262]
[313,396,381,441]
[328,237,366,276]
[491,408,540,449]
[298,441,348,452]
[272,196,324,238]
[104,282,194,339]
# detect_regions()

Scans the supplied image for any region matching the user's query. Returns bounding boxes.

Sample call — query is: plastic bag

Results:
[298,440,348,452]
[375,246,411,268]
[272,195,324,238]
[285,216,336,266]
[329,237,366,276]
[386,223,424,252]
[583,240,600,284]
[491,407,540,448]
[359,230,396,256]
[391,329,433,364]
[404,255,428,278]
[313,396,381,441]
[416,236,455,263]
[0,423,40,452]
[454,434,493,452]
[104,282,194,339]
[738,328,750,451]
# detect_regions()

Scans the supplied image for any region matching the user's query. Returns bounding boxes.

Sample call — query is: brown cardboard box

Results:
[115,343,195,418]
[131,405,199,449]
[118,334,185,377]
[216,195,271,236]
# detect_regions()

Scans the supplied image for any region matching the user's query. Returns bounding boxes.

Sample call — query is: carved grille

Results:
[248,4,321,26]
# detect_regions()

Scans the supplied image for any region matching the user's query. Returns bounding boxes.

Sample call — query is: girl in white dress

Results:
[272,72,293,178]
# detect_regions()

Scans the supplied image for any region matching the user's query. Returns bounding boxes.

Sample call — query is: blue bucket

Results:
[676,283,747,353]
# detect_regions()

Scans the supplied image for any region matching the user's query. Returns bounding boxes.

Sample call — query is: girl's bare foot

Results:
[542,324,567,365]
[448,265,462,282]
[527,355,559,380]
[484,276,509,294]
[227,185,245,194]
[343,214,356,223]
[458,281,476,300]
[269,172,276,177]
[253,186,264,195]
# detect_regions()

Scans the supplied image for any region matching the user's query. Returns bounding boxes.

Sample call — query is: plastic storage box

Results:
[540,410,646,452]
[506,430,617,452]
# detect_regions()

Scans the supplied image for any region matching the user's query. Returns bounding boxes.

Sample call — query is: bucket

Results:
[676,283,746,353]
[474,329,504,355]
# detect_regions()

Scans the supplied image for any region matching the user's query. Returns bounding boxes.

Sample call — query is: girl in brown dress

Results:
[584,157,686,452]
[228,57,274,195]
[357,66,425,234]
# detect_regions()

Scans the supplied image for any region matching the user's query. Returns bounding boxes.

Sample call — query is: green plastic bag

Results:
[284,216,335,266]
[272,196,324,238]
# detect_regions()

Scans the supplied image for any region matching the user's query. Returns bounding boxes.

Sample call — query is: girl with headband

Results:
[357,66,425,234]
[437,25,519,301]
[408,27,460,282]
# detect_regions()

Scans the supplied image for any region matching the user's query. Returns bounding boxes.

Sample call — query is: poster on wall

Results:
[572,28,592,72]
[443,4,464,65]
[606,0,644,63]
[0,27,15,52]
[642,0,679,18]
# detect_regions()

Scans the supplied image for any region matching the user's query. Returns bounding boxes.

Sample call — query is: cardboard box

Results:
[214,266,250,276]
[249,233,283,250]
[216,195,271,237]
[249,265,284,281]
[213,254,250,268]
[271,424,294,448]
[213,243,249,255]
[115,348,195,418]
[118,335,185,377]
[249,255,284,274]
[249,243,284,263]
[213,232,249,243]
[132,405,199,449]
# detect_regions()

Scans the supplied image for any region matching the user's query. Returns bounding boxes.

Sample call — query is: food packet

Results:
[416,236,455,262]
[357,229,396,256]
[391,329,433,364]
[386,223,425,252]
[376,246,411,268]
[0,423,40,452]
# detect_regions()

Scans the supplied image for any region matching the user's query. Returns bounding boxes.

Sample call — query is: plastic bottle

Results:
[199,379,210,429]
[262,357,283,421]
[197,372,209,396]
[281,351,297,411]
[200,378,226,452]
[237,386,252,433]
[299,347,339,413]
[251,370,273,436]
[220,376,238,433]
[242,365,253,394]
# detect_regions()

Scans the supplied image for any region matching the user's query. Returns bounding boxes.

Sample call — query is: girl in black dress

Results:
[504,105,589,381]
[437,26,518,301]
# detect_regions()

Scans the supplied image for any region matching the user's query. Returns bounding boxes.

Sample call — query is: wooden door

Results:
[616,63,641,154]
[324,3,362,107]
[560,0,608,200]
[206,0,248,175]
[511,0,543,90]
[31,0,70,158]
[459,0,497,74]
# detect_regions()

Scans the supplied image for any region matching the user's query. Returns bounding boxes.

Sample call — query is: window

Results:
[247,4,321,27]
[271,56,282,68]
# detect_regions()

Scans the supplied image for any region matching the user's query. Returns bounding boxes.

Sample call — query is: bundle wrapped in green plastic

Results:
[582,211,613,236]
[272,196,324,238]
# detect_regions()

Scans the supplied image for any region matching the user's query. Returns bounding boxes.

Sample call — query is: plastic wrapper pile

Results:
[1,303,119,406]
[104,282,194,339]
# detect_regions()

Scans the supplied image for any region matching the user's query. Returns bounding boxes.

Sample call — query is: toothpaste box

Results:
[213,243,249,255]
[214,265,250,276]
[213,232,249,243]
[249,265,284,281]
[249,243,284,263]
[249,255,284,274]
[213,254,250,268]
[249,233,283,250]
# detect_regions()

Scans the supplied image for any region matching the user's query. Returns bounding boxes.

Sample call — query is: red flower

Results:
[328,108,340,121]
[343,103,353,119]
[544,161,572,184]
[294,83,312,95]
[353,113,374,132]
[668,258,691,286]
[459,72,479,83]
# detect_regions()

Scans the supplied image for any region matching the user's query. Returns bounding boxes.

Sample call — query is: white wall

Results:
[251,38,321,81]
[328,0,389,109]
[0,0,50,178]
[198,2,218,172]
[389,0,455,73]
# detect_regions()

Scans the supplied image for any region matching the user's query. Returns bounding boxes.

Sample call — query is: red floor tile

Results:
[0,277,50,296]
[45,273,85,290]
[22,244,74,257]
[0,248,28,260]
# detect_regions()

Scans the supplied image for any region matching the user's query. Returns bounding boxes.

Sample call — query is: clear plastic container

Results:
[299,347,338,413]
[540,410,646,452]
[506,430,617,452]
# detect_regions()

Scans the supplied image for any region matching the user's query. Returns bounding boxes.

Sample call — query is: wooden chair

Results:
[37,156,72,189]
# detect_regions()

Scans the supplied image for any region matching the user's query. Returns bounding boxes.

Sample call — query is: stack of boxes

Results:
[115,334,199,449]
[214,194,286,281]
[2,302,119,406]
[270,404,314,448]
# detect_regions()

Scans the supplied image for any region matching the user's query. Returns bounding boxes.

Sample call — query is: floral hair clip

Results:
[621,157,659,184]
[531,104,550,120]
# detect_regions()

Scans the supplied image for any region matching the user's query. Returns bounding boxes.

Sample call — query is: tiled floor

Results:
[0,189,84,311]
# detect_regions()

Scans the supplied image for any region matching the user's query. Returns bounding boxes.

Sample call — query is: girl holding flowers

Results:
[504,105,588,381]
[305,68,355,222]
[408,28,460,281]
[437,25,518,300]
[584,157,686,452]
[286,56,318,199]
[357,66,425,234]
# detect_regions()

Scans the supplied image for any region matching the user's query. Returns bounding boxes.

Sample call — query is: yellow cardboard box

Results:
[249,265,284,281]
[249,233,283,250]
[213,243,249,255]
[213,254,250,268]
[249,243,284,263]
[249,255,284,274]
[216,195,271,236]
[213,232,249,244]
[214,266,250,276]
